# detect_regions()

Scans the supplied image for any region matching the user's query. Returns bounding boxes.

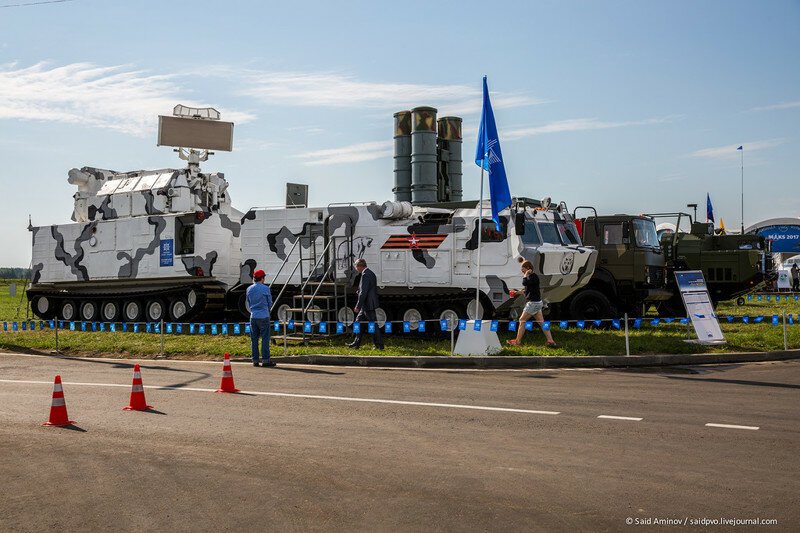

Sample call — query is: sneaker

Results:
[506,339,520,346]
[263,361,277,367]
[252,361,260,367]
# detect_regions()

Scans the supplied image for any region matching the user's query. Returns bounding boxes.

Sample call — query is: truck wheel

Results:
[277,303,292,324]
[237,293,251,318]
[467,299,484,320]
[145,299,166,322]
[60,300,77,321]
[80,301,98,321]
[568,290,616,320]
[169,298,189,321]
[123,301,142,322]
[101,301,120,322]
[736,297,745,306]
[375,307,388,327]
[402,307,423,330]
[337,306,355,326]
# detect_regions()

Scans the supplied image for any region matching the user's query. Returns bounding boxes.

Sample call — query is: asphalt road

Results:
[0,353,797,532]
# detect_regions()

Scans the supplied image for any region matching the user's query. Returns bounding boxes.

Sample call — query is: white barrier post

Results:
[54,320,59,354]
[624,313,630,356]
[783,310,788,351]
[450,325,455,355]
[283,321,288,356]
[159,319,164,358]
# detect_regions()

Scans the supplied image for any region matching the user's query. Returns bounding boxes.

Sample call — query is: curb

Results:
[269,350,800,369]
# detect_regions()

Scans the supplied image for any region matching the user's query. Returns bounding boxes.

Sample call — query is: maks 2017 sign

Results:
[756,225,800,253]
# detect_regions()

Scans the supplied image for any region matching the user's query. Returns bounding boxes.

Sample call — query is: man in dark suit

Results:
[348,258,384,349]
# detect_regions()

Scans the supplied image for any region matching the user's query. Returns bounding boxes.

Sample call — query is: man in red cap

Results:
[247,268,275,367]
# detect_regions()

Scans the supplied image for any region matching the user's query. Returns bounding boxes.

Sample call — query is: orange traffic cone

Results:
[42,375,75,427]
[215,353,240,393]
[123,364,153,411]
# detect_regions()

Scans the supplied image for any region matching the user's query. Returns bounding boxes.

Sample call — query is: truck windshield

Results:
[520,221,542,245]
[633,219,659,248]
[537,222,562,245]
[556,222,581,245]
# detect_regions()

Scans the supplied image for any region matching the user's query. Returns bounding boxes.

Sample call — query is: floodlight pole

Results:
[740,147,745,234]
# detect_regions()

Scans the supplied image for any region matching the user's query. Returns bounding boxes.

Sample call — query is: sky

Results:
[0,0,798,267]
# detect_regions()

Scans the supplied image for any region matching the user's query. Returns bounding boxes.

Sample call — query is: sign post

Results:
[675,271,725,345]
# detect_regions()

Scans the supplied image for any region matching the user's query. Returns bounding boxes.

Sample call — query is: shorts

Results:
[523,301,543,316]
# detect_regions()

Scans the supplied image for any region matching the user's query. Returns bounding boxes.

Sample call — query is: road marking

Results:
[597,415,643,421]
[0,379,561,416]
[705,423,759,431]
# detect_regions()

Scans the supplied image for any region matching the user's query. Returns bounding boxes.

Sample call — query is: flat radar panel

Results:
[158,116,234,151]
[96,179,122,196]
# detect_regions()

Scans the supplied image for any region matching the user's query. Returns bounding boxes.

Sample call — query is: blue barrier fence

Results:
[0,313,796,336]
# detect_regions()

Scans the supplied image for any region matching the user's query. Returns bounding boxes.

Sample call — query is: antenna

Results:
[158,105,234,172]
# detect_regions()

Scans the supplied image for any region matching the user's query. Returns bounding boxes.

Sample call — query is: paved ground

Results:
[0,353,797,532]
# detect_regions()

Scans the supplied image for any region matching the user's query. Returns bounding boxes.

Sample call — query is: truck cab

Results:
[555,212,669,319]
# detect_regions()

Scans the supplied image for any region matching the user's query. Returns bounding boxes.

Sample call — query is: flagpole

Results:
[740,146,745,234]
[475,165,485,320]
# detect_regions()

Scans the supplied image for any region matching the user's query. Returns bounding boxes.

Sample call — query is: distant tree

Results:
[0,268,31,280]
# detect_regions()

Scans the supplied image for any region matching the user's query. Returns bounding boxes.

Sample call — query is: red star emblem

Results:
[408,233,420,249]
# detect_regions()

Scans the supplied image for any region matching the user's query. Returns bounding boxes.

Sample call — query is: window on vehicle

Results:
[479,218,507,242]
[520,221,542,245]
[603,224,624,245]
[633,219,659,248]
[175,215,195,255]
[556,222,581,245]
[537,222,562,245]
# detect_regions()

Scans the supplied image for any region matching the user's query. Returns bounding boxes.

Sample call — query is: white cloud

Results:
[293,140,393,166]
[502,116,676,141]
[231,69,545,113]
[0,62,253,136]
[690,139,785,159]
[751,100,800,112]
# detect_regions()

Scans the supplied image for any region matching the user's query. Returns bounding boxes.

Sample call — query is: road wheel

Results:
[169,298,189,321]
[436,305,464,331]
[101,301,120,322]
[736,297,745,306]
[60,300,77,321]
[276,303,292,324]
[32,296,54,319]
[568,290,616,320]
[337,306,355,326]
[374,307,388,327]
[187,289,198,308]
[402,307,423,330]
[123,300,142,322]
[80,301,98,321]
[145,299,166,322]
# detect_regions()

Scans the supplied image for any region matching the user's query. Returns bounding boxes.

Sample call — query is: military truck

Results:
[549,210,671,320]
[648,212,771,316]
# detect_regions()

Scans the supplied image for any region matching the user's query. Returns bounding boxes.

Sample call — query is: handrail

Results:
[269,238,301,287]
[303,261,338,313]
[297,239,334,297]
[269,255,304,314]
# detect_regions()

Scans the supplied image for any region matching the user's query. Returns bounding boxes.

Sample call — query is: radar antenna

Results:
[157,104,234,174]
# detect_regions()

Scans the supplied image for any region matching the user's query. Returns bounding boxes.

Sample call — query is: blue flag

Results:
[475,76,512,231]
[706,193,714,223]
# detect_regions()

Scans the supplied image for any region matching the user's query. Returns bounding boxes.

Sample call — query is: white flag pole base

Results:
[453,320,502,356]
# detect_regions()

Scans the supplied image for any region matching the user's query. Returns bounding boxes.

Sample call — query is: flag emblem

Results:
[381,233,447,250]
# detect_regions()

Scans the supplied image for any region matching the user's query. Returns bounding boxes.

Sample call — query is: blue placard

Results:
[525,321,533,331]
[473,320,482,331]
[49,320,55,329]
[577,320,585,330]
[133,323,139,333]
[542,321,551,331]
[664,318,674,324]
[742,316,750,324]
[757,295,763,301]
[189,323,195,334]
[508,320,517,332]
[122,323,128,332]
[159,238,174,267]
[12,322,18,331]
[440,319,449,331]
[59,321,65,329]
[40,321,45,330]
[176,324,182,334]
[81,322,87,332]
[353,322,361,334]
[222,324,229,335]
[320,322,328,333]
[633,319,641,329]
[458,319,467,331]
[287,320,295,331]
[727,316,734,322]
[110,323,116,332]
[304,321,312,333]
[245,323,251,334]
[154,322,161,333]
[754,316,764,323]
[559,320,568,330]
[336,322,344,334]
[211,324,218,335]
[772,315,779,326]
[612,319,621,330]
[234,323,241,335]
[680,317,689,324]
[146,323,152,333]
[747,294,752,301]
[91,322,97,332]
[199,324,206,334]
[368,322,375,333]
[384,322,392,334]
[100,322,106,332]
[403,321,411,333]
[650,318,660,327]
[418,321,426,333]
[166,323,173,334]
[593,320,602,328]
[790,314,795,325]
[766,295,772,301]
[2,322,6,331]
[22,321,27,331]
[273,321,280,332]
[490,320,499,332]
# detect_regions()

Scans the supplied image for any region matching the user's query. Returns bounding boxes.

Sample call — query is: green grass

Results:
[1,278,797,359]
